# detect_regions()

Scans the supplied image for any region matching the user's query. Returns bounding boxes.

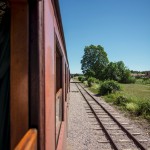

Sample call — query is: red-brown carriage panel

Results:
[10,1,29,149]
[44,0,55,149]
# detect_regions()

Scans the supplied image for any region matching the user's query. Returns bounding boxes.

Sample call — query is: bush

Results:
[136,99,150,116]
[81,77,86,83]
[126,76,136,83]
[143,78,150,85]
[87,77,99,87]
[87,77,94,87]
[120,75,136,84]
[136,79,143,84]
[95,79,100,84]
[99,80,121,95]
[126,102,139,113]
[78,76,83,81]
[83,80,88,86]
[114,95,130,106]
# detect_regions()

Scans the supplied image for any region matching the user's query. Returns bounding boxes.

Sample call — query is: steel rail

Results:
[78,83,146,150]
[75,83,119,150]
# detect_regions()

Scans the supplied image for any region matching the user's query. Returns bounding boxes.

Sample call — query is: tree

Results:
[81,45,109,79]
[104,61,135,83]
[84,69,95,79]
[116,61,130,82]
[103,62,120,81]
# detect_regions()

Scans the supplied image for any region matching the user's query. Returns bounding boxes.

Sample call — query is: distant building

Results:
[131,73,145,78]
[145,71,150,78]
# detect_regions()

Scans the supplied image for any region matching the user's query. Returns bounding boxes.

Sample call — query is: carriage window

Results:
[65,64,67,100]
[56,47,63,145]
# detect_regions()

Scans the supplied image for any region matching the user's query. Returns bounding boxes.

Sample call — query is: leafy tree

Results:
[84,69,95,78]
[116,61,131,83]
[81,45,109,80]
[103,62,120,81]
[104,61,135,83]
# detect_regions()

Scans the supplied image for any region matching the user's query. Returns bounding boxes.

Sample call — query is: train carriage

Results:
[0,0,69,149]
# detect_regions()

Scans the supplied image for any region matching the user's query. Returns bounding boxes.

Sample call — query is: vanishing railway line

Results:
[75,82,147,150]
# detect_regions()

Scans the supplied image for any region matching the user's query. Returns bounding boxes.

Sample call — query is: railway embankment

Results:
[67,81,150,150]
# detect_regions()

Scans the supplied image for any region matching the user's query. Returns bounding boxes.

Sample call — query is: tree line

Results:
[81,44,135,83]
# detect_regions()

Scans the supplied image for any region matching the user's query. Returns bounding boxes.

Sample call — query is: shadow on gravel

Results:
[94,94,101,97]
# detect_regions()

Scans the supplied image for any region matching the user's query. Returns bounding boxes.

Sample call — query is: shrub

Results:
[126,102,139,113]
[114,95,130,106]
[83,80,88,86]
[126,76,136,83]
[136,79,143,84]
[120,75,136,84]
[87,77,94,87]
[78,76,83,81]
[81,77,86,83]
[136,99,150,116]
[87,77,99,87]
[99,80,121,95]
[104,93,120,103]
[143,78,150,85]
[94,78,100,84]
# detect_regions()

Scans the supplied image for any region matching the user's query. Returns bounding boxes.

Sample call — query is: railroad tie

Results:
[125,127,133,130]
[138,139,148,142]
[118,139,131,142]
[98,116,110,118]
[120,123,129,125]
[89,117,96,119]
[103,123,115,125]
[114,116,120,118]
[131,133,141,135]
[111,113,119,115]
[92,124,99,125]
[96,113,106,115]
[110,132,125,135]
[97,140,109,143]
[93,128,102,130]
[107,127,121,130]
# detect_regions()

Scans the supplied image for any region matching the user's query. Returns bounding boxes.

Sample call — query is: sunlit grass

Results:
[89,83,100,94]
[105,83,150,121]
[119,83,150,100]
[87,81,150,121]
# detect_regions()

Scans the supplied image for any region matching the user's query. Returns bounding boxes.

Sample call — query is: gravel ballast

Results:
[67,83,112,150]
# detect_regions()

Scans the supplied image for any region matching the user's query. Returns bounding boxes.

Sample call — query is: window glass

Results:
[55,47,63,145]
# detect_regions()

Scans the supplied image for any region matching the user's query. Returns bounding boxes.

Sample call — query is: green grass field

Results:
[87,81,150,121]
[106,83,150,121]
[75,76,150,121]
[120,83,150,100]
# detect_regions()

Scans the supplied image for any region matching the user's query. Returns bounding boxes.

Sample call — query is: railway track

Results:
[75,82,147,150]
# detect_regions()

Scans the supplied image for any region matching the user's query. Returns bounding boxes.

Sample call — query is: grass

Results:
[105,83,150,121]
[119,83,150,100]
[86,81,150,121]
[89,83,100,94]
[136,78,150,85]
[75,76,150,121]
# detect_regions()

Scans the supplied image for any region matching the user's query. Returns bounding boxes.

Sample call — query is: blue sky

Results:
[59,0,150,73]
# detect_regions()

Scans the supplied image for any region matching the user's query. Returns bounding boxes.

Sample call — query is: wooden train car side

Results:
[0,0,69,149]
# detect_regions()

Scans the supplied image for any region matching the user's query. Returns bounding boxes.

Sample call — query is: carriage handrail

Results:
[14,129,37,150]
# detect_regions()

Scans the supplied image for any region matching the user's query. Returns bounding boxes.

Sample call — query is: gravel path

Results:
[67,82,150,150]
